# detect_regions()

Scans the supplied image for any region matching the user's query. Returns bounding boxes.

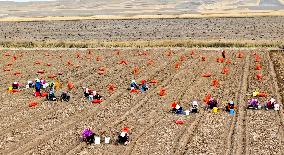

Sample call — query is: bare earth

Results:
[0,1,283,155]
[0,49,283,155]
[0,16,284,43]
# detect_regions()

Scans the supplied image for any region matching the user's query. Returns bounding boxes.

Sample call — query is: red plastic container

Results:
[92,99,103,104]
[175,120,185,124]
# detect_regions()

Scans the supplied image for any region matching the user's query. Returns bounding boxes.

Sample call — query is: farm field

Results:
[1,17,284,42]
[0,48,283,155]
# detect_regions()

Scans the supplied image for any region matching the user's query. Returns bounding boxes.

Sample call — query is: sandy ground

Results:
[0,48,283,155]
[0,16,283,43]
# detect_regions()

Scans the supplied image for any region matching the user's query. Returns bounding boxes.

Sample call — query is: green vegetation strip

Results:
[0,39,283,48]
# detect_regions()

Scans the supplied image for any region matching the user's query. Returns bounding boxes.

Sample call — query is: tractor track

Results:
[244,51,283,155]
[267,51,284,154]
[175,51,247,155]
[229,52,250,155]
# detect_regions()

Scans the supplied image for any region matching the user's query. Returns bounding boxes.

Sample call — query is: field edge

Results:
[1,39,283,49]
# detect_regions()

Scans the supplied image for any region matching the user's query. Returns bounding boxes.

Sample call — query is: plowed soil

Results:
[1,17,284,42]
[0,49,283,155]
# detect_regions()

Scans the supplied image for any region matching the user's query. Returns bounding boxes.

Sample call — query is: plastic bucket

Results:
[8,86,13,91]
[212,107,218,113]
[105,137,110,144]
[274,104,280,111]
[185,110,190,115]
[229,109,235,115]
[95,136,100,144]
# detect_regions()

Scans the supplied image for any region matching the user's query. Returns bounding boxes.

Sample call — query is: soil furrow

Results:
[6,50,186,154]
[244,51,283,155]
[230,52,250,155]
[52,51,192,154]
[179,51,246,155]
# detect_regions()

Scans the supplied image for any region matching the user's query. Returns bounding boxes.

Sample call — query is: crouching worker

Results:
[84,88,91,98]
[91,91,103,104]
[94,92,102,100]
[225,101,236,112]
[46,90,57,101]
[12,82,19,90]
[140,79,149,92]
[247,98,260,109]
[191,101,198,113]
[265,98,276,110]
[35,79,42,96]
[171,102,183,114]
[81,128,95,144]
[208,98,218,109]
[60,91,70,102]
[27,80,34,88]
[130,80,139,90]
[117,128,129,145]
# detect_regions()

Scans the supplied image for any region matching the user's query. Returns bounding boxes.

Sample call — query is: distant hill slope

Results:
[0,0,283,18]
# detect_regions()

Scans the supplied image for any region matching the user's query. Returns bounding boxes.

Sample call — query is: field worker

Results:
[28,80,34,88]
[94,91,103,100]
[171,102,183,114]
[82,128,95,144]
[265,98,276,110]
[130,80,139,90]
[191,100,198,113]
[248,98,260,109]
[274,102,280,111]
[35,79,42,93]
[118,128,129,145]
[89,91,95,101]
[225,101,235,112]
[12,82,19,90]
[140,79,149,92]
[55,81,60,90]
[41,79,46,85]
[49,82,55,91]
[222,50,226,59]
[208,97,218,109]
[42,82,49,90]
[47,89,56,101]
[84,88,90,98]
[60,91,70,102]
